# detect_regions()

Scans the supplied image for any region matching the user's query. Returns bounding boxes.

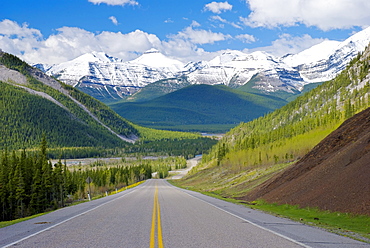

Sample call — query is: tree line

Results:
[201,48,370,171]
[0,137,153,221]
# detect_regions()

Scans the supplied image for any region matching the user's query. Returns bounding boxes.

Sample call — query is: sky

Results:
[1,0,370,64]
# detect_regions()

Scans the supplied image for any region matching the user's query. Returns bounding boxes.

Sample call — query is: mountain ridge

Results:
[109,84,287,132]
[177,37,370,217]
[243,106,370,216]
[0,51,140,149]
[35,27,370,102]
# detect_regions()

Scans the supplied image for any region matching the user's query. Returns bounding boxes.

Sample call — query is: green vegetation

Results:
[200,51,370,179]
[179,47,370,200]
[0,137,190,222]
[169,180,370,243]
[110,84,287,132]
[0,81,127,149]
[61,83,139,138]
[174,161,294,198]
[0,51,216,157]
[248,200,370,243]
[121,77,191,103]
[0,212,49,229]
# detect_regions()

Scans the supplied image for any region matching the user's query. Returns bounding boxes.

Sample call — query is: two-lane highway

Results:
[1,180,369,248]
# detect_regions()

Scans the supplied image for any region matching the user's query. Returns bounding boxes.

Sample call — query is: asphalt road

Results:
[1,180,369,248]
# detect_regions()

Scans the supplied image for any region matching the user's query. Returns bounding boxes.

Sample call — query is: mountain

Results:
[36,27,370,103]
[244,106,370,216]
[35,49,185,103]
[0,51,140,150]
[177,37,370,215]
[109,84,287,132]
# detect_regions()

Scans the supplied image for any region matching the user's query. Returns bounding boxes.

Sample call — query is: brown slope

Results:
[243,107,370,216]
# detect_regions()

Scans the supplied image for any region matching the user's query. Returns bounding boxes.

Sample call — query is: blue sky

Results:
[1,0,369,64]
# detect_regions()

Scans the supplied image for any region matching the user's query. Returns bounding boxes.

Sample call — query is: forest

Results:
[0,137,188,221]
[0,51,217,158]
[201,48,370,173]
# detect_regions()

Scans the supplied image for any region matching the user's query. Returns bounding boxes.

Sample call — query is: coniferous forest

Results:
[0,137,186,221]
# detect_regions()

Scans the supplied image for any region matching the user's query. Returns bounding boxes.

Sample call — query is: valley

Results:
[1,25,370,246]
[3,1,370,247]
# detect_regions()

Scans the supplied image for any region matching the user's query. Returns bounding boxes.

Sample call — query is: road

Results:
[1,180,369,248]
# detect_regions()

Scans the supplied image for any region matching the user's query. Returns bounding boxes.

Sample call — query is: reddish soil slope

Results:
[244,107,370,216]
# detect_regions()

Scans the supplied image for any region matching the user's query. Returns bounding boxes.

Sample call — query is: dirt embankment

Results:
[243,107,370,216]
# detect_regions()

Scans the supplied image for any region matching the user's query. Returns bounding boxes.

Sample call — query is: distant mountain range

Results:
[35,27,370,103]
[109,84,287,132]
[0,51,139,150]
[178,35,370,217]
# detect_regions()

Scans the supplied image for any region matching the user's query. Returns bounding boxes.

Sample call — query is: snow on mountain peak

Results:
[283,40,341,67]
[143,48,161,54]
[38,27,370,99]
[131,49,184,69]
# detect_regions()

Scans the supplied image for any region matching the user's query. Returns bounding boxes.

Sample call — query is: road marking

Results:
[150,184,164,248]
[2,184,143,248]
[171,183,311,248]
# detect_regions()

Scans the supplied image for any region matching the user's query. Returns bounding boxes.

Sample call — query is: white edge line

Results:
[173,186,312,248]
[2,185,141,248]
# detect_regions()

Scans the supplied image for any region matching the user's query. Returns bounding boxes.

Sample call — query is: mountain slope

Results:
[244,107,370,215]
[38,49,185,103]
[37,27,370,103]
[178,38,370,208]
[109,84,287,132]
[0,52,141,149]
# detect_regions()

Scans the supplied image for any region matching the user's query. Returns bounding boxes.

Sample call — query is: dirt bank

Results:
[243,107,370,216]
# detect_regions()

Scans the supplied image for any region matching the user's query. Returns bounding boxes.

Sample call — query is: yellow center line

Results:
[150,184,164,248]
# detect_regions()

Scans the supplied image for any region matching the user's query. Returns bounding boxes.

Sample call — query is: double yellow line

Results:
[150,185,164,248]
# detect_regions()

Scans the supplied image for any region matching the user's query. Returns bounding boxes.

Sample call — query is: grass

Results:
[0,212,51,229]
[169,179,370,244]
[249,200,370,243]
[0,181,145,229]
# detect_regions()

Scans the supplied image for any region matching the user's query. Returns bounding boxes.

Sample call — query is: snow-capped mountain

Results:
[39,49,185,97]
[283,27,370,83]
[37,27,370,101]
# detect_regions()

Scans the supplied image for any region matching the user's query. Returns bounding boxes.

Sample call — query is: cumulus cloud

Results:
[0,20,164,64]
[190,20,201,28]
[109,16,119,25]
[250,34,327,57]
[0,19,221,64]
[88,0,138,6]
[210,15,242,29]
[0,19,43,57]
[204,1,232,14]
[243,0,370,30]
[0,19,325,66]
[170,26,231,45]
[235,34,256,43]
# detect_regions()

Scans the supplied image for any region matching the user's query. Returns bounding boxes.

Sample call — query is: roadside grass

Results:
[173,161,294,198]
[0,212,50,229]
[249,200,370,243]
[0,181,145,229]
[169,180,370,244]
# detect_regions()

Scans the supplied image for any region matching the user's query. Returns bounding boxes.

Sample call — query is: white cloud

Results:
[190,21,201,28]
[88,0,138,6]
[243,0,370,30]
[235,34,256,43]
[164,18,174,23]
[210,15,242,29]
[170,26,231,45]
[109,16,119,25]
[0,19,43,57]
[0,19,326,66]
[249,34,326,57]
[0,20,164,64]
[204,1,233,14]
[0,19,220,64]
